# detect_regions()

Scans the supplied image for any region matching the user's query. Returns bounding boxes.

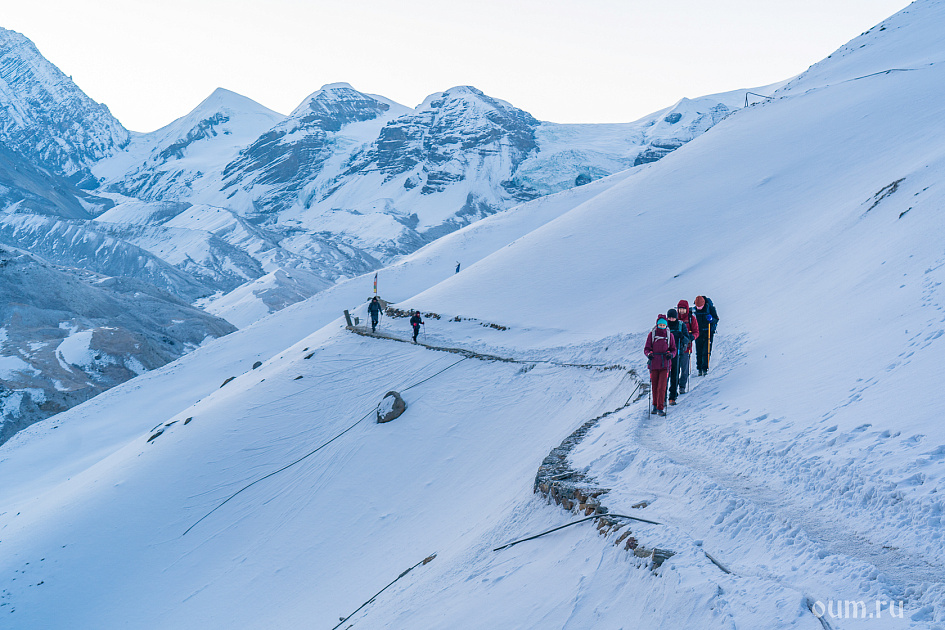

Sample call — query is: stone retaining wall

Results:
[533,389,675,569]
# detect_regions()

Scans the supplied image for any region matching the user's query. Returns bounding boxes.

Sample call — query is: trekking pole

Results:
[707,324,712,372]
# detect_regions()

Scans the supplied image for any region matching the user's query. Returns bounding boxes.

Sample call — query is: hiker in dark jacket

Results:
[644,314,677,416]
[694,296,719,375]
[410,311,423,343]
[666,308,691,406]
[368,297,382,333]
[675,299,699,393]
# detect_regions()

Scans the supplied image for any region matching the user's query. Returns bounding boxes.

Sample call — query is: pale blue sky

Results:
[3,0,913,132]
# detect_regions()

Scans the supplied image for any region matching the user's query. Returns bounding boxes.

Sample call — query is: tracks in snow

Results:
[630,358,945,603]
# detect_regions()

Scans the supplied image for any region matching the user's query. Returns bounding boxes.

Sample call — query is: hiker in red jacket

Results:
[644,314,677,416]
[675,299,699,394]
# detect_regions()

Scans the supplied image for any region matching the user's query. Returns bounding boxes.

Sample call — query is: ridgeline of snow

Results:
[92,88,284,202]
[92,80,769,291]
[3,2,945,629]
[0,27,128,182]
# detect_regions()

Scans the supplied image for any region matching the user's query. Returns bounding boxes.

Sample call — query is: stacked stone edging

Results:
[534,398,674,569]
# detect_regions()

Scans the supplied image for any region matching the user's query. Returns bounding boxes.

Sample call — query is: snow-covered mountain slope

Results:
[95,201,379,295]
[0,212,216,302]
[0,245,235,445]
[522,85,779,194]
[6,2,945,629]
[98,81,765,269]
[92,88,284,202]
[215,83,771,262]
[200,267,332,328]
[0,144,112,219]
[213,82,410,215]
[0,28,128,187]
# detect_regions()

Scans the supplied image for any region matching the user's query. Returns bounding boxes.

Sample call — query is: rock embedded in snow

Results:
[376,390,406,423]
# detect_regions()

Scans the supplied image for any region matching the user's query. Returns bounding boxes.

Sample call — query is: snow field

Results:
[0,329,631,629]
[3,2,945,627]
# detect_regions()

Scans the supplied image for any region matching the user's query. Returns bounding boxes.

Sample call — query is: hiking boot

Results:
[651,406,658,415]
[657,409,667,417]
[668,399,676,406]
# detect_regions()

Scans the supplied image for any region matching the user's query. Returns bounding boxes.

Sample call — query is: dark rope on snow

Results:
[493,513,662,552]
[183,408,374,536]
[331,553,437,630]
[183,356,471,536]
[401,357,468,392]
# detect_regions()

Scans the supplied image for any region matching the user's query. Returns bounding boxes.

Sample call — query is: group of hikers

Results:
[367,293,719,410]
[644,296,719,416]
[368,296,424,342]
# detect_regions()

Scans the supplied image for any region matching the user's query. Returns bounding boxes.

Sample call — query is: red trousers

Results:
[650,369,669,410]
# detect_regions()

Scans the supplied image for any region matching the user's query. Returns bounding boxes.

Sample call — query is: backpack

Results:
[646,327,674,370]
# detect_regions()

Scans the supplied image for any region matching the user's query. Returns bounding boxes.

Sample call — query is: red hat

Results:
[677,299,689,310]
[694,296,706,308]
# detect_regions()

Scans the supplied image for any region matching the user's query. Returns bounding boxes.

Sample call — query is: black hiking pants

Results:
[695,333,711,372]
[669,355,680,400]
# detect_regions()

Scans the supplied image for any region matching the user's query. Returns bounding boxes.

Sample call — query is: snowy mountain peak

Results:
[0,27,128,185]
[289,82,400,129]
[317,81,355,91]
[422,85,534,121]
[92,86,284,201]
[196,87,283,117]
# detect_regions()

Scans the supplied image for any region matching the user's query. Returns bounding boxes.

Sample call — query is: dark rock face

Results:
[0,28,128,184]
[0,215,215,302]
[0,145,113,219]
[0,246,236,445]
[634,140,685,166]
[635,103,732,166]
[222,85,393,213]
[158,112,230,162]
[343,86,540,199]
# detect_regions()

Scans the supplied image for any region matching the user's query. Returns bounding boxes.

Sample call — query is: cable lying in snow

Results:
[182,408,374,536]
[492,513,662,552]
[401,357,467,392]
[331,553,437,630]
[182,357,470,536]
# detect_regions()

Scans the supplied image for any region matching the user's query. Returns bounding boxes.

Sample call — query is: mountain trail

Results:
[630,345,945,598]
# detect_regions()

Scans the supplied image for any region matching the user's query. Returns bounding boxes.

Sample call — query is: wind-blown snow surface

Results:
[3,2,945,629]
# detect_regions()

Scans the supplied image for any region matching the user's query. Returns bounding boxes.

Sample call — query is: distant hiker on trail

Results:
[455,261,461,274]
[693,296,720,376]
[410,311,424,343]
[368,297,382,333]
[644,314,677,416]
[675,299,699,393]
[665,308,691,407]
